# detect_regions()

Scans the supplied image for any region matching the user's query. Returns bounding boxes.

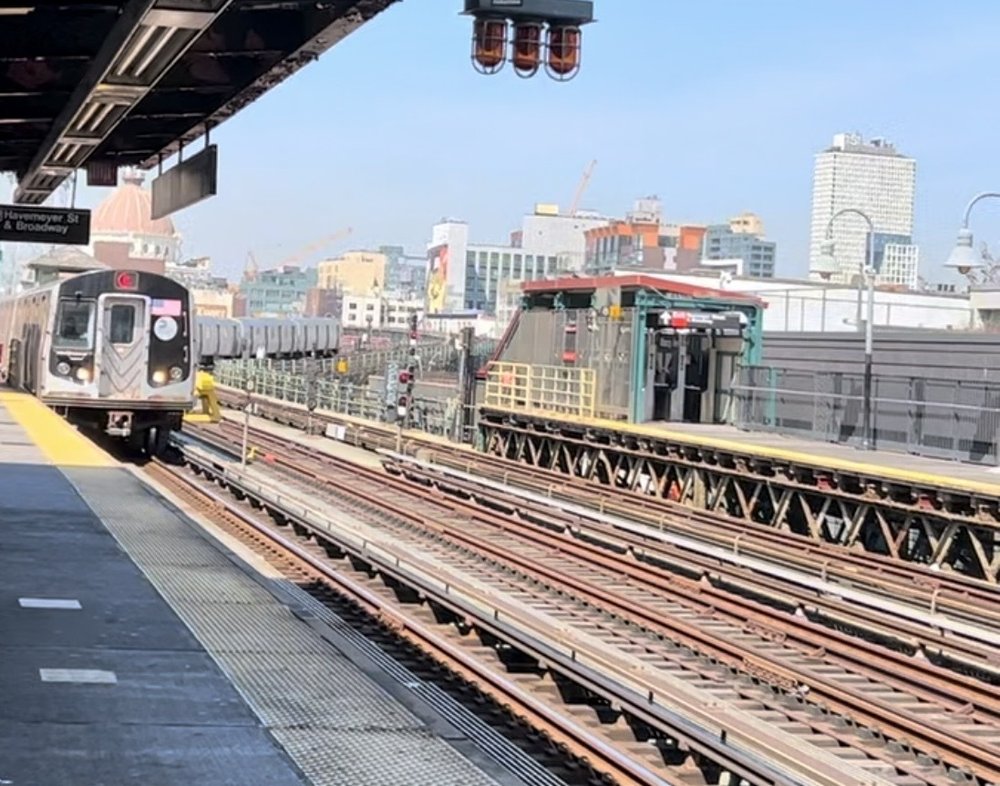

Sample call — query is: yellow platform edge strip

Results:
[0,391,114,468]
[492,407,1000,498]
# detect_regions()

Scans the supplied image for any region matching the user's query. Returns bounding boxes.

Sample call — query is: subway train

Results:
[0,269,194,454]
[194,316,339,367]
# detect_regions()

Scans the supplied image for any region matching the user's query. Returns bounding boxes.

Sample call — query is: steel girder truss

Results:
[479,413,1000,584]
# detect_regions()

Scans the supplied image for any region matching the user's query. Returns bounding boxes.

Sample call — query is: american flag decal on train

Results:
[151,299,182,316]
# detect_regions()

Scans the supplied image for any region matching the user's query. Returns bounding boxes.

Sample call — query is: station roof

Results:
[1,0,398,204]
[521,274,765,306]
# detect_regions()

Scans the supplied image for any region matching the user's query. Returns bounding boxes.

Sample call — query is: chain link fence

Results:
[733,365,1000,464]
[214,359,474,442]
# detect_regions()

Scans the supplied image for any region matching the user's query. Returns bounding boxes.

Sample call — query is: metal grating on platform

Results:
[220,651,425,730]
[274,727,488,786]
[62,467,509,786]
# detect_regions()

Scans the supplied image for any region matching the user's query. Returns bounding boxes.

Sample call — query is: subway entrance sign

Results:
[0,205,91,245]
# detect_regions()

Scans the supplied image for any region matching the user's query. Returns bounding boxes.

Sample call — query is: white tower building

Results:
[808,133,916,284]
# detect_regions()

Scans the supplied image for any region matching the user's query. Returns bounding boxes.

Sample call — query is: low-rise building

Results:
[190,287,238,318]
[702,214,776,278]
[341,293,423,330]
[317,250,386,296]
[240,264,316,316]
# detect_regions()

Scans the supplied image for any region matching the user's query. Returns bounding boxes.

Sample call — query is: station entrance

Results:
[646,309,748,424]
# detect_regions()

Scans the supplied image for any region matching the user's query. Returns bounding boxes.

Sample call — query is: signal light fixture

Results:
[397,311,421,427]
[115,270,138,290]
[464,0,594,82]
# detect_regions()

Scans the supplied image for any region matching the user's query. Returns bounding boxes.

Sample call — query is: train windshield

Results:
[54,300,96,350]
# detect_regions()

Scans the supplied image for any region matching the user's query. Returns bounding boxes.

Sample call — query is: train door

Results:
[94,294,149,398]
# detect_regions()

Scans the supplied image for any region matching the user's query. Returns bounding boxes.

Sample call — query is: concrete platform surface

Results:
[0,460,307,786]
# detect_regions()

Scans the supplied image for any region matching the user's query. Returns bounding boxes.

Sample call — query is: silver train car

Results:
[0,269,194,453]
[194,316,339,366]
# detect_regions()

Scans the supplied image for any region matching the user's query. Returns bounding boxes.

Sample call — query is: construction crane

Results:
[568,159,596,216]
[272,227,353,268]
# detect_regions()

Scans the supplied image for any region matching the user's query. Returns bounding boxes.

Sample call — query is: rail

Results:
[177,423,1000,785]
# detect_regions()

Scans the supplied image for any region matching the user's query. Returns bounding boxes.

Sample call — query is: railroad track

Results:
[389,453,1000,673]
[183,421,1000,786]
[216,386,999,606]
[423,449,1000,628]
[140,460,621,786]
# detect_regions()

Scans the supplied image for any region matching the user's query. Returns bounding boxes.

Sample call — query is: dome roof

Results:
[92,171,176,238]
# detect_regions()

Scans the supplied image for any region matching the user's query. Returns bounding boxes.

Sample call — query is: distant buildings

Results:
[317,250,386,296]
[702,213,776,279]
[808,133,918,287]
[380,245,427,299]
[583,200,773,278]
[240,264,316,316]
[427,205,608,315]
[584,198,664,274]
[304,247,425,323]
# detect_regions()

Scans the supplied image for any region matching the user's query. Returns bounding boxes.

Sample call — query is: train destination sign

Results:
[0,205,91,245]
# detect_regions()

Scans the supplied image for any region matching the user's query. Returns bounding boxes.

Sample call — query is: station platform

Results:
[0,392,519,786]
[655,421,1000,495]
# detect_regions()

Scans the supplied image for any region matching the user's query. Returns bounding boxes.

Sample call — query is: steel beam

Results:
[14,0,233,205]
[479,412,1000,583]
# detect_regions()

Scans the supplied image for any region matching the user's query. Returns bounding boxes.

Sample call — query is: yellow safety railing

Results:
[484,362,596,419]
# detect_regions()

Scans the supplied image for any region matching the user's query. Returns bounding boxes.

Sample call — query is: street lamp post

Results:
[810,208,877,451]
[945,191,1000,277]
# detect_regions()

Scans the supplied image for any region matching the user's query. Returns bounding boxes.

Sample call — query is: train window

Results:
[54,301,95,349]
[109,305,136,344]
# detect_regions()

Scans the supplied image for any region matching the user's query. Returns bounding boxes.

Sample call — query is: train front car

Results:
[44,269,194,454]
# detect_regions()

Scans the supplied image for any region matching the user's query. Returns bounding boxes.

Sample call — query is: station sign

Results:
[151,144,218,220]
[0,205,91,245]
[659,309,747,336]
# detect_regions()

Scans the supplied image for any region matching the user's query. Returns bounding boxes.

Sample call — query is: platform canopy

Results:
[1,0,398,205]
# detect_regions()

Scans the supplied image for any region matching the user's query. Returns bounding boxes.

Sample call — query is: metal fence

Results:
[214,360,474,442]
[733,365,1000,464]
[484,362,596,419]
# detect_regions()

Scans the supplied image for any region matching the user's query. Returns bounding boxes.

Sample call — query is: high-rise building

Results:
[808,133,916,283]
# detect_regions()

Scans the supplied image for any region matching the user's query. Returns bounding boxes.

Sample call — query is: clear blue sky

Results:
[24,0,1000,281]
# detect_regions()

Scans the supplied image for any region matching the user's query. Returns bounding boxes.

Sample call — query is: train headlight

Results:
[75,367,91,382]
[56,361,71,376]
[152,369,167,384]
[169,365,183,381]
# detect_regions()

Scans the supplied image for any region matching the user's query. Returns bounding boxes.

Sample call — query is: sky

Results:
[10,0,1000,283]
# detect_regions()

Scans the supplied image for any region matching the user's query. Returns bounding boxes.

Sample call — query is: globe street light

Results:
[809,208,877,451]
[945,192,1000,276]
[811,240,839,280]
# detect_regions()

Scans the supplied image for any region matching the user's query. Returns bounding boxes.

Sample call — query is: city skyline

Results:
[4,1,1000,285]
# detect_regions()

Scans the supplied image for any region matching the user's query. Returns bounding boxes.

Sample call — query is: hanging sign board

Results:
[0,205,91,245]
[150,144,218,220]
